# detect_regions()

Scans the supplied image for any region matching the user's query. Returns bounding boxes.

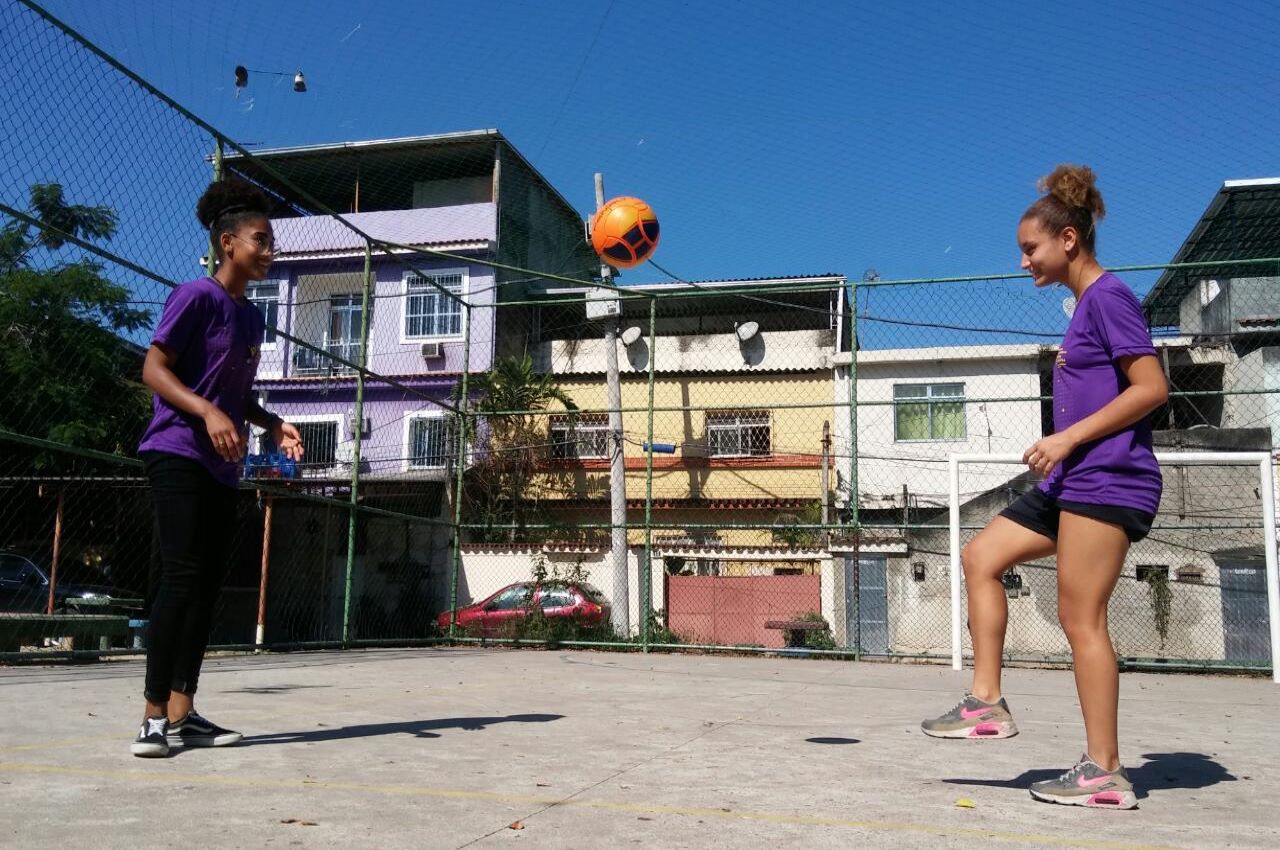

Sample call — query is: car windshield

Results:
[0,554,32,582]
[0,553,115,586]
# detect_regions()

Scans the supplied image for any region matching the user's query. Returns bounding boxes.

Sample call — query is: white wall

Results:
[454,547,663,637]
[834,346,1044,508]
[454,548,844,641]
[538,327,836,375]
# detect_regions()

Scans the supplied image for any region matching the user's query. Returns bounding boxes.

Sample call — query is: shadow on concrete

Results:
[224,684,333,695]
[241,713,564,746]
[942,751,1237,799]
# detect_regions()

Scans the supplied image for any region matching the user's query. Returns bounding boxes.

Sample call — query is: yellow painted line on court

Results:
[0,760,1187,850]
[0,736,120,753]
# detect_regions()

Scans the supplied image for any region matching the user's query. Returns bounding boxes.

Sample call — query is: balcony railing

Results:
[291,340,361,375]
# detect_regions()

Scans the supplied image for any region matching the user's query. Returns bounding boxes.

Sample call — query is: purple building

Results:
[222,130,595,508]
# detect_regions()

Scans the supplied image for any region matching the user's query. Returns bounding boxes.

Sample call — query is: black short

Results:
[999,489,1155,543]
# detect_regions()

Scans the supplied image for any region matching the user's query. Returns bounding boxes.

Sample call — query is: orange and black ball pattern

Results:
[590,196,660,268]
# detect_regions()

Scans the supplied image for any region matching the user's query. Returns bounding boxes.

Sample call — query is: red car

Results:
[436,581,610,637]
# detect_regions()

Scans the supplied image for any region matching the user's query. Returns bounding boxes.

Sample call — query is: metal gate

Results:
[1219,558,1271,663]
[845,555,888,654]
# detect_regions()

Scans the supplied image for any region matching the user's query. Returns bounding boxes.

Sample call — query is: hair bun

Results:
[1037,164,1105,221]
[195,178,270,228]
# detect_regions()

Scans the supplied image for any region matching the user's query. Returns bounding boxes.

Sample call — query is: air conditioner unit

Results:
[346,413,370,437]
[421,341,444,359]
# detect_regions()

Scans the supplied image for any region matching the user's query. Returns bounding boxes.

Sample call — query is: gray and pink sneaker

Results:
[1028,754,1138,809]
[921,693,1018,739]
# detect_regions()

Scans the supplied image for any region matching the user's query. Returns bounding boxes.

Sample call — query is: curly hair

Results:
[1021,164,1106,254]
[196,178,271,258]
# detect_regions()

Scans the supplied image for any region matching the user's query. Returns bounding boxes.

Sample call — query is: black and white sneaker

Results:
[167,711,242,748]
[131,716,170,758]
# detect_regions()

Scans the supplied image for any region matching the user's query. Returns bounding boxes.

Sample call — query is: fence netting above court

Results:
[2,0,1277,673]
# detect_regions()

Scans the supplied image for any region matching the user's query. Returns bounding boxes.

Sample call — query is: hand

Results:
[272,420,305,462]
[203,405,244,462]
[1022,431,1078,477]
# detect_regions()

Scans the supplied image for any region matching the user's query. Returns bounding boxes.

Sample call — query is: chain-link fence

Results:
[2,0,1278,675]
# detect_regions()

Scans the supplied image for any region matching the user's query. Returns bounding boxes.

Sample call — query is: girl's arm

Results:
[246,399,280,431]
[246,398,305,461]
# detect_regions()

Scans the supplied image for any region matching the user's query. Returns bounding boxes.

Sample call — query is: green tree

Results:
[459,353,578,542]
[772,500,826,548]
[0,184,152,461]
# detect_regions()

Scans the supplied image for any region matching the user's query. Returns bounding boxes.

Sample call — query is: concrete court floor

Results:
[1,647,1276,849]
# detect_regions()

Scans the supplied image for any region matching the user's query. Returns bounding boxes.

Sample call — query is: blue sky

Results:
[6,0,1280,348]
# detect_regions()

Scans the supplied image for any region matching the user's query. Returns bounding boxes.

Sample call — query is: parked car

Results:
[436,581,610,637]
[0,551,132,613]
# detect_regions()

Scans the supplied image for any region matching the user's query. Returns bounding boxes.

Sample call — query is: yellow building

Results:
[526,276,847,559]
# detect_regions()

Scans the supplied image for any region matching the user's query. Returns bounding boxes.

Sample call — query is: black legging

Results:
[141,452,237,703]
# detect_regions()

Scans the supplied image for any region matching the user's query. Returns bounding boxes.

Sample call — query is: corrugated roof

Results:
[222,129,504,160]
[1144,178,1280,327]
[220,129,583,229]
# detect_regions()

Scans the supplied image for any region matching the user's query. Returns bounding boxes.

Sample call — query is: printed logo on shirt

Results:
[1055,349,1068,368]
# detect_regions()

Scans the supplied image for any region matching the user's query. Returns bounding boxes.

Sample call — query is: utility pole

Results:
[595,173,630,636]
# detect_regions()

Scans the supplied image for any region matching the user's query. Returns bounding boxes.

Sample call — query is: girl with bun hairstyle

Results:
[921,166,1167,810]
[131,179,304,757]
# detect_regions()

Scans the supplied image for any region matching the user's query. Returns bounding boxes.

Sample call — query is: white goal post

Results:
[948,452,1280,684]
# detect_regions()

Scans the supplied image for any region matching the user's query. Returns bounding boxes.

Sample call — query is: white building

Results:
[833,343,1045,512]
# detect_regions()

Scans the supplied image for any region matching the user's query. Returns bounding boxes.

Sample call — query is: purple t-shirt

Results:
[1039,272,1163,514]
[138,277,265,488]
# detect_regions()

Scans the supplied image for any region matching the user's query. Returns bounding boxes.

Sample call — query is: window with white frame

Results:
[408,415,453,469]
[245,281,280,345]
[328,293,363,369]
[706,410,770,457]
[893,382,966,441]
[295,421,339,468]
[549,413,609,460]
[404,272,464,339]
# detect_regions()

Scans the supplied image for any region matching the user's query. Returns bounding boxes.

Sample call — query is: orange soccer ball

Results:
[590,196,660,268]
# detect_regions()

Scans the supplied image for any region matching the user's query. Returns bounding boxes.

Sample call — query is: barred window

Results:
[550,413,609,460]
[327,293,363,371]
[295,421,338,469]
[706,410,770,457]
[404,272,463,338]
[409,416,453,469]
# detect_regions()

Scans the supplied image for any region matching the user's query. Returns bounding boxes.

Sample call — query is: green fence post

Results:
[848,278,860,661]
[448,302,472,639]
[342,240,374,646]
[205,137,223,277]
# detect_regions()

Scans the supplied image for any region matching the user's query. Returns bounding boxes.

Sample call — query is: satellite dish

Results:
[735,321,760,342]
[1062,296,1077,319]
[620,326,643,346]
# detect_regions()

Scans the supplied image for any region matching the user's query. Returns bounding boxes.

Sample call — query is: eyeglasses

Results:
[231,232,279,254]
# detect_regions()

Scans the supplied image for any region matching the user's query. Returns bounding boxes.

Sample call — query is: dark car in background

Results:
[0,550,132,613]
[436,581,610,637]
